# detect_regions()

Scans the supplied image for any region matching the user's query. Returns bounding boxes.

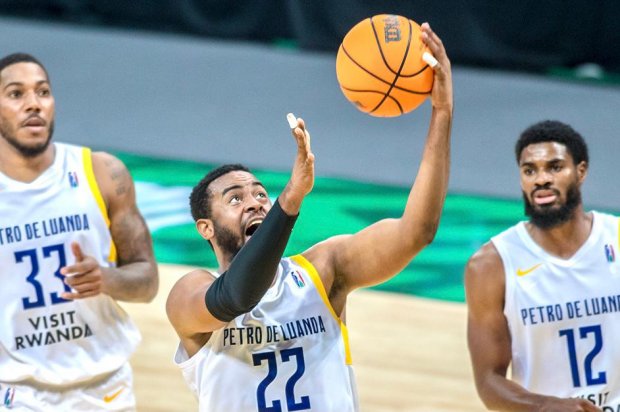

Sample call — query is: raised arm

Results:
[465,243,601,412]
[166,117,314,352]
[61,152,158,302]
[305,23,452,292]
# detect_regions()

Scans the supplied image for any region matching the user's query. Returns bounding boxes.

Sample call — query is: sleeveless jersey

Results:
[174,255,359,412]
[492,211,620,409]
[0,143,140,386]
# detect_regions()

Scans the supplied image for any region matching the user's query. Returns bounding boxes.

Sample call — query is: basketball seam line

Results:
[369,17,414,114]
[371,16,399,77]
[341,46,431,95]
[339,87,404,110]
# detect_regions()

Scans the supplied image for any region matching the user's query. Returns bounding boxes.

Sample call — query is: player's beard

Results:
[0,119,54,158]
[523,181,581,229]
[213,221,243,261]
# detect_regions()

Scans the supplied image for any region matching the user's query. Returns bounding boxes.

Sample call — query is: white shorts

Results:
[0,363,136,411]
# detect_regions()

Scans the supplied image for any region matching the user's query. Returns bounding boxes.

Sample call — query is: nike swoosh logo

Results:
[517,263,543,277]
[103,388,124,403]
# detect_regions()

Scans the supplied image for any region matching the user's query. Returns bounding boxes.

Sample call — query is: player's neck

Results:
[0,141,55,183]
[526,206,592,259]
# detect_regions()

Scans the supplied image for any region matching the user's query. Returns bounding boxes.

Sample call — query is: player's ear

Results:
[196,219,214,241]
[576,161,588,183]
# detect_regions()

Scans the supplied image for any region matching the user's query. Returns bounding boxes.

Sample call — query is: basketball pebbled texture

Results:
[336,14,434,117]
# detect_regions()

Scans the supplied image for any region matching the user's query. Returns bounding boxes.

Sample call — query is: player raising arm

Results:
[167,22,452,411]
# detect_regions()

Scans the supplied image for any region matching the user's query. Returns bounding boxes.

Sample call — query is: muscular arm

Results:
[92,151,158,302]
[166,117,314,349]
[465,243,601,412]
[304,24,452,295]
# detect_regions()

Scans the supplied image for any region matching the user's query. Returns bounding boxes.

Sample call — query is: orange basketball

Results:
[336,14,434,117]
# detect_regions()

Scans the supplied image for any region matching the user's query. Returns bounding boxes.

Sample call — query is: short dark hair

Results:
[190,164,251,221]
[515,120,589,166]
[0,53,49,80]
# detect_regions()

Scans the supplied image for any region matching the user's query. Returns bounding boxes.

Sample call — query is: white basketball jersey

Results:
[0,143,140,386]
[493,211,620,409]
[175,255,359,412]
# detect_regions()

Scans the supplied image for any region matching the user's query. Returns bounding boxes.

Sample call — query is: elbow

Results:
[480,397,509,412]
[421,223,439,246]
[142,274,160,303]
[475,378,507,412]
[136,267,159,303]
[410,221,440,250]
[142,282,159,303]
[479,395,501,411]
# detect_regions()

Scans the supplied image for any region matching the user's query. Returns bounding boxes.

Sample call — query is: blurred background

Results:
[1,2,618,410]
[1,0,618,300]
[2,0,619,72]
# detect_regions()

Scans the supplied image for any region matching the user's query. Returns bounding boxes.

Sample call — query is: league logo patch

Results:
[290,270,306,288]
[68,171,79,188]
[3,386,15,408]
[605,244,615,263]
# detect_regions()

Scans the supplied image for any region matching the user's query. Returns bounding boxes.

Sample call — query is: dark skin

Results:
[0,62,158,303]
[167,23,453,357]
[464,142,601,412]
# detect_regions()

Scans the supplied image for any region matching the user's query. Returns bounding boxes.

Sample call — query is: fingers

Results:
[290,117,313,161]
[60,243,90,275]
[582,401,603,412]
[71,242,85,262]
[61,269,103,300]
[62,288,101,300]
[59,248,104,299]
[420,22,449,72]
[419,22,453,111]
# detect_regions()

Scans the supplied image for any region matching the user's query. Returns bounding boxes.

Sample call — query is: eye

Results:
[38,88,51,97]
[551,164,563,172]
[228,194,241,204]
[7,90,22,98]
[522,168,534,176]
[256,192,267,199]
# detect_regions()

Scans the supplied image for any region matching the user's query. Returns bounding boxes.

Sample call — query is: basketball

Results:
[336,14,435,117]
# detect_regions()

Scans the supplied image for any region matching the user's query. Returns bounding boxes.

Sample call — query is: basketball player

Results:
[0,53,158,410]
[166,23,452,411]
[465,120,619,412]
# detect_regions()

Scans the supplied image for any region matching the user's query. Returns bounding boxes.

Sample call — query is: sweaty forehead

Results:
[519,142,572,165]
[0,62,48,86]
[210,171,261,195]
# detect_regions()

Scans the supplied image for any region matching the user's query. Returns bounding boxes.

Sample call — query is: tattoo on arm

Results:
[112,208,153,266]
[105,157,130,197]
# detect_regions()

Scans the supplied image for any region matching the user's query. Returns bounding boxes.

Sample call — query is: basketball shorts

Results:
[0,362,135,411]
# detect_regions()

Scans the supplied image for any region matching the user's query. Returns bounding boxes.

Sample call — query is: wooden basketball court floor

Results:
[122,264,485,411]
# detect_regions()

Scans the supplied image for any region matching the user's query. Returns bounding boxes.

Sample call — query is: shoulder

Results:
[299,235,351,274]
[90,151,135,205]
[169,268,217,298]
[464,241,505,302]
[592,210,620,223]
[90,151,129,178]
[466,241,503,276]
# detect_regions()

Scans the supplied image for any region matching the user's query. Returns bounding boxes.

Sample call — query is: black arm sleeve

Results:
[205,199,298,322]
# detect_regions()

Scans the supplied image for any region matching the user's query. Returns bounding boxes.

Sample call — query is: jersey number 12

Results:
[559,324,607,387]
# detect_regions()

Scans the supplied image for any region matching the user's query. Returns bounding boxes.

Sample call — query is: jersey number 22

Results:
[253,347,311,412]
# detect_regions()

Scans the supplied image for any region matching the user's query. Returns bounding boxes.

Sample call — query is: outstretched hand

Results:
[421,23,453,112]
[60,242,106,299]
[280,115,315,214]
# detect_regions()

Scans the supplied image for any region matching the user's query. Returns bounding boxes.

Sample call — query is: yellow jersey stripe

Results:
[82,148,117,263]
[290,254,352,365]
